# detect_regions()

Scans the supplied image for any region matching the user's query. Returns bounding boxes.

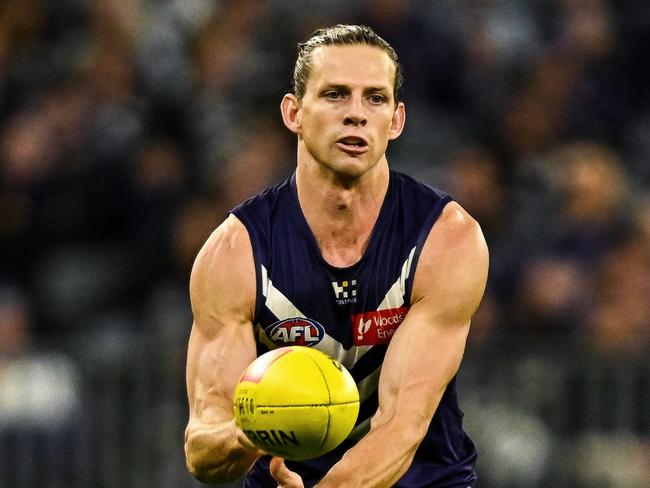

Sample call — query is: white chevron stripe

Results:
[263,271,304,319]
[377,246,415,310]
[261,264,269,298]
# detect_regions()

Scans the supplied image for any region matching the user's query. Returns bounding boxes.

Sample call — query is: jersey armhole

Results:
[404,195,454,303]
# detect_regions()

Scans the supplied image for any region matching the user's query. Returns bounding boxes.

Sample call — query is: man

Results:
[184,25,488,487]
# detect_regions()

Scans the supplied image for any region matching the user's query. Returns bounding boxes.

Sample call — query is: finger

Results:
[269,457,303,487]
[269,457,290,482]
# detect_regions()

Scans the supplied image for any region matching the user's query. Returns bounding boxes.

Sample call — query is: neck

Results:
[295,157,390,267]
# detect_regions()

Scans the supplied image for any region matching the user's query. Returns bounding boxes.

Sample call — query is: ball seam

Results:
[308,351,333,453]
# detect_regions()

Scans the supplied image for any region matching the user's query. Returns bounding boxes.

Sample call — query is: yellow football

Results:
[233,346,360,460]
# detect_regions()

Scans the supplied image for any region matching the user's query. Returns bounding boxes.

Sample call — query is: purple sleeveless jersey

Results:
[231,171,477,488]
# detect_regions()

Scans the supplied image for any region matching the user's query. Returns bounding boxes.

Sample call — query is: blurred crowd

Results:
[0,0,649,486]
[2,0,648,356]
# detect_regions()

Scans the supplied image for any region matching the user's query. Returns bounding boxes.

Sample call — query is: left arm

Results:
[273,202,489,488]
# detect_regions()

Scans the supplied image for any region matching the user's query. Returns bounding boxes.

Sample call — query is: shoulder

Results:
[428,201,487,254]
[189,215,256,330]
[192,215,253,274]
[412,201,489,318]
[419,201,489,280]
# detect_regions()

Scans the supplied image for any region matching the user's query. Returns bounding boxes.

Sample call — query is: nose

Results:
[343,96,367,127]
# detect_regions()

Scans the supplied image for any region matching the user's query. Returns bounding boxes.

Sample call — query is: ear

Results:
[388,101,406,140]
[280,94,302,135]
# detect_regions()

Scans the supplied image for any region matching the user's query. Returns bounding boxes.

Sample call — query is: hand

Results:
[270,456,304,488]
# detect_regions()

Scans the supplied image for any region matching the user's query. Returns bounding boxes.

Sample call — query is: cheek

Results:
[300,119,331,154]
[374,138,389,156]
[375,118,395,143]
[297,108,317,133]
[303,113,333,141]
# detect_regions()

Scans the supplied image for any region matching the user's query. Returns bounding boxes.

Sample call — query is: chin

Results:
[309,150,380,183]
[329,160,371,181]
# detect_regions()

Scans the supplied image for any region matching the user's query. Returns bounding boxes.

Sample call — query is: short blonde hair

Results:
[292,24,403,101]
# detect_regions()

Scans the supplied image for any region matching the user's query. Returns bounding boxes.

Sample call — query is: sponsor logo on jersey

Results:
[332,279,358,305]
[265,318,325,347]
[351,307,409,345]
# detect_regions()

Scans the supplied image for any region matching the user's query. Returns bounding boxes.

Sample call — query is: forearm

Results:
[315,419,423,488]
[185,418,261,483]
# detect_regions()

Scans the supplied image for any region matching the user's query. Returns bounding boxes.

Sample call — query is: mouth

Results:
[336,136,369,155]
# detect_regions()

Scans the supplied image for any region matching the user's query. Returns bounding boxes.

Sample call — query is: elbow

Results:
[185,458,217,484]
[185,446,220,484]
[184,438,248,484]
[187,464,242,485]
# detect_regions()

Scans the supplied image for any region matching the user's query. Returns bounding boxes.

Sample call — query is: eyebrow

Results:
[322,84,390,94]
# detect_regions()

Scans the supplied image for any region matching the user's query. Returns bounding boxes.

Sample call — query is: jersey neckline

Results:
[288,172,395,273]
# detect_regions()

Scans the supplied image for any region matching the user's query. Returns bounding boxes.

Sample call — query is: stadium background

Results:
[1,0,649,486]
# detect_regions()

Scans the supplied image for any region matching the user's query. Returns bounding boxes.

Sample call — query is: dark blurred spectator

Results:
[587,227,650,357]
[216,116,293,207]
[127,138,189,244]
[551,142,634,260]
[170,195,224,276]
[514,254,591,336]
[445,146,511,241]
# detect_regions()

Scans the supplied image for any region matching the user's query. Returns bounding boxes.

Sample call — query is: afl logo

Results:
[266,318,325,347]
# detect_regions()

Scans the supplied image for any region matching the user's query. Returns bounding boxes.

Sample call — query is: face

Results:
[281,44,405,179]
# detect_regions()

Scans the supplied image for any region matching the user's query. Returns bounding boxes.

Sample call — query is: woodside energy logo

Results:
[351,307,409,345]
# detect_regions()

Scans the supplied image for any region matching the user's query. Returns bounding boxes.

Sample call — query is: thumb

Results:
[269,456,303,487]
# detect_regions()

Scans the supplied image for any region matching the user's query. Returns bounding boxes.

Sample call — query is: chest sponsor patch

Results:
[265,318,325,347]
[351,307,409,345]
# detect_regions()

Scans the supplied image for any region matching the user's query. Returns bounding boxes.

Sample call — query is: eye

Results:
[368,94,386,104]
[325,91,342,100]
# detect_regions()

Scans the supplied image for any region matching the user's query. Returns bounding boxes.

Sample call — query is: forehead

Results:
[306,44,395,92]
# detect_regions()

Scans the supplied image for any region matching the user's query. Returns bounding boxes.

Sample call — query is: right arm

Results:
[184,214,264,483]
